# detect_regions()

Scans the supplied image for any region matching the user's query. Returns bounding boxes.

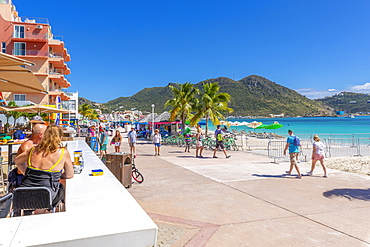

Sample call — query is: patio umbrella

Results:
[0,52,35,67]
[11,104,70,114]
[246,121,262,129]
[0,65,47,93]
[0,106,18,112]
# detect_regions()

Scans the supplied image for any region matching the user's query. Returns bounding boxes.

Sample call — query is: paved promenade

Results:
[109,137,370,246]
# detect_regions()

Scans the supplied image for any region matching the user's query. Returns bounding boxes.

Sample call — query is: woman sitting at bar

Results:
[15,125,74,208]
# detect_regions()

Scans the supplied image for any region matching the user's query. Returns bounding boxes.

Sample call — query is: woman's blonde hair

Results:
[36,125,63,157]
[313,135,320,141]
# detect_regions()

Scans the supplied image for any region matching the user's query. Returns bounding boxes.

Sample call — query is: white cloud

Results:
[295,88,339,99]
[349,82,370,92]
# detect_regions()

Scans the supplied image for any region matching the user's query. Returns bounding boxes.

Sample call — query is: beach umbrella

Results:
[255,124,269,129]
[246,121,262,129]
[228,121,240,126]
[265,123,283,129]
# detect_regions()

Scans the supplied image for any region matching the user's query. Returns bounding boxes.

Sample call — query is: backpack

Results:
[293,136,301,146]
[217,133,223,141]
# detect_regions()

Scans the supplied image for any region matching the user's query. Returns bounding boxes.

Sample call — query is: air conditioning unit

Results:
[36,25,43,29]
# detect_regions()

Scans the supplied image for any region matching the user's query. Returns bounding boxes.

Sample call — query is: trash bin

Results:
[90,137,98,152]
[105,153,132,188]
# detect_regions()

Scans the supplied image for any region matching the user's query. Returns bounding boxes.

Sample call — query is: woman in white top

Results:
[307,135,327,177]
[153,129,162,156]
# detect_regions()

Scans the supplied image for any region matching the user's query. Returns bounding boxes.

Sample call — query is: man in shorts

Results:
[99,127,109,159]
[127,127,137,158]
[213,125,231,159]
[283,129,302,178]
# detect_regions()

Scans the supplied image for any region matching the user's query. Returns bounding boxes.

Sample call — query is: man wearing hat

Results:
[127,126,137,158]
[213,125,231,159]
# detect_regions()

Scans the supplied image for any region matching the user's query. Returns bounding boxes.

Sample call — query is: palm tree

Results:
[190,82,233,136]
[165,82,199,135]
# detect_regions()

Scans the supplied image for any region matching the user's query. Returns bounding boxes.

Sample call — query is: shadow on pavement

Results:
[323,188,370,201]
[252,174,292,178]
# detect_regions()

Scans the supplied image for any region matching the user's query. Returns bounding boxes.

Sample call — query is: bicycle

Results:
[131,163,144,183]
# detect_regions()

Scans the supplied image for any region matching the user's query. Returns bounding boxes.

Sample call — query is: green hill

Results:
[316,92,370,113]
[80,75,334,116]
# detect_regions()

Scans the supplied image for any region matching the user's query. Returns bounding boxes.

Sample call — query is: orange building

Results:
[0,0,71,106]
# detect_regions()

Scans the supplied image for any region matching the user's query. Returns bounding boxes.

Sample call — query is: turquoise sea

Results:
[208,116,370,139]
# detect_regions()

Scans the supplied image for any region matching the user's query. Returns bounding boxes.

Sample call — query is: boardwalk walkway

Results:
[109,137,370,246]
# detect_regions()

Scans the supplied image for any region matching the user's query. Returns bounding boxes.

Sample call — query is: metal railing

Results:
[49,69,64,75]
[12,49,48,57]
[49,52,64,58]
[267,141,286,163]
[12,32,47,40]
[18,16,49,24]
[48,35,64,42]
[267,135,370,162]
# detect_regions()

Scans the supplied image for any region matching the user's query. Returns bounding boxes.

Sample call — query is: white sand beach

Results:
[325,156,370,176]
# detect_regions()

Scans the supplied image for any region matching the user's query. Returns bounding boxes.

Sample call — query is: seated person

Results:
[13,128,24,139]
[15,125,74,208]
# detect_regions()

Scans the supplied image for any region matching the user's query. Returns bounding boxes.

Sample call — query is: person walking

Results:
[184,131,191,153]
[127,127,137,158]
[283,129,302,178]
[195,126,204,158]
[99,127,109,159]
[213,125,231,159]
[307,134,327,177]
[153,129,162,156]
[111,130,122,153]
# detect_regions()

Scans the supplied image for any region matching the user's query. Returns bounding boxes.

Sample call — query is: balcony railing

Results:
[49,69,65,75]
[48,35,64,42]
[13,49,48,56]
[13,32,47,40]
[49,52,64,58]
[18,16,49,24]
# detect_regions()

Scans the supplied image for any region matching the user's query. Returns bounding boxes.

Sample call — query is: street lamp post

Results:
[151,104,155,139]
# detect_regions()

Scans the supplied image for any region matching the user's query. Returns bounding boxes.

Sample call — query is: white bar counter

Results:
[0,140,157,247]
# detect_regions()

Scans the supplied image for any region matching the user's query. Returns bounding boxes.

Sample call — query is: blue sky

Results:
[14,0,370,102]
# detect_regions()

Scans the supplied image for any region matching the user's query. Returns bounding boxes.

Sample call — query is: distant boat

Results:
[345,114,355,118]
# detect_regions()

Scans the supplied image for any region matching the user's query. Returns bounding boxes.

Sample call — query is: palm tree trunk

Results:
[182,114,186,136]
[205,115,209,137]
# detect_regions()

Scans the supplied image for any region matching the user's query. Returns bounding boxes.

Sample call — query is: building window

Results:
[14,25,25,38]
[14,94,26,101]
[14,42,26,56]
[1,42,5,53]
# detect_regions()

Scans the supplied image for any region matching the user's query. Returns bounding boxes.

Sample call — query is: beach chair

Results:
[11,187,57,216]
[0,193,13,218]
[232,129,240,135]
